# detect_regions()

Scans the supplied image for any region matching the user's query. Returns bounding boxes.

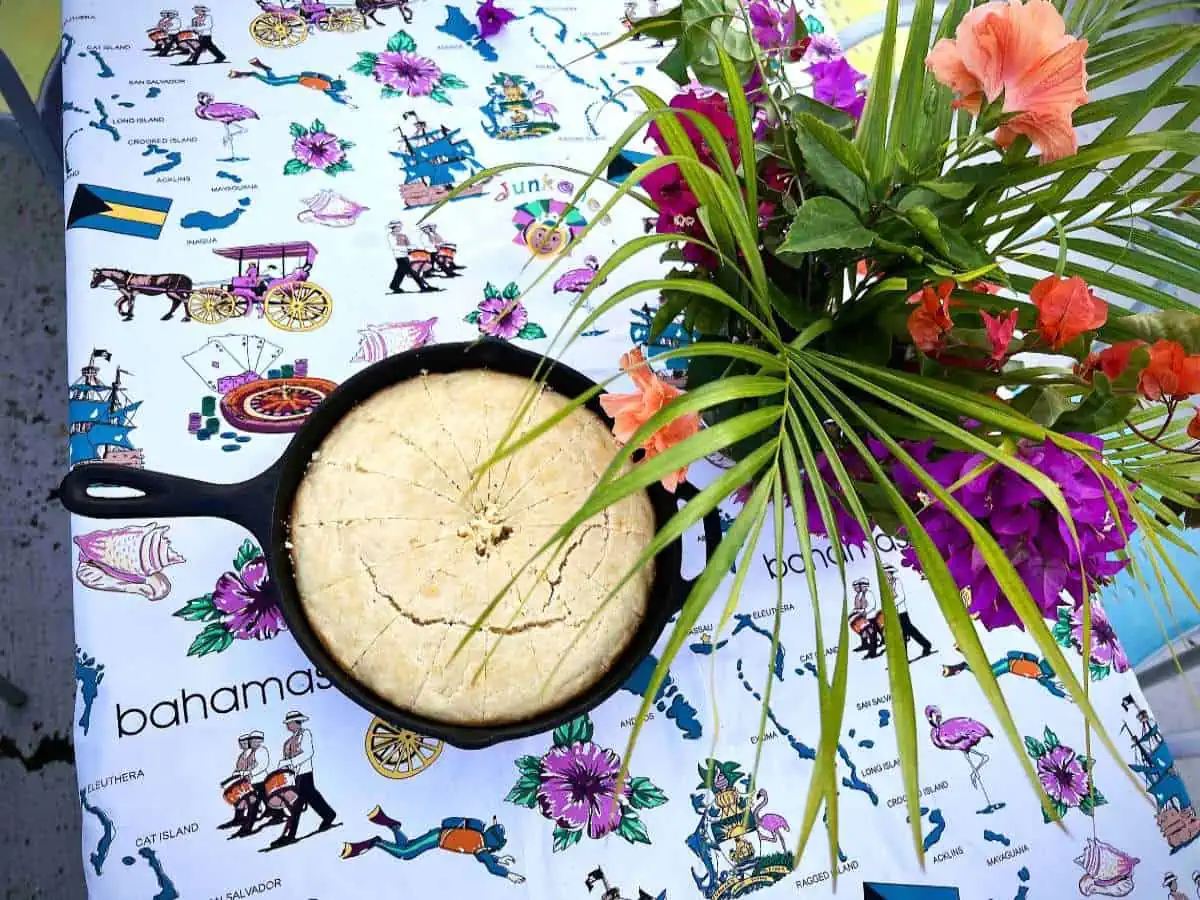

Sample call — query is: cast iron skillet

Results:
[57,339,722,750]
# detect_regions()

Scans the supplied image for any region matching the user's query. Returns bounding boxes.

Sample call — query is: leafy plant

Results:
[431,0,1200,869]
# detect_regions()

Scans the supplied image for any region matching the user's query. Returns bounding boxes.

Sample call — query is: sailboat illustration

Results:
[68,349,144,470]
[480,73,560,140]
[391,111,487,209]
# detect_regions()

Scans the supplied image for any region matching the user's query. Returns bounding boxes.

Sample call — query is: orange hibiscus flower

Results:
[907,280,957,355]
[1079,339,1145,382]
[1030,275,1107,349]
[1138,340,1200,401]
[1188,407,1200,441]
[599,348,702,493]
[926,0,1088,162]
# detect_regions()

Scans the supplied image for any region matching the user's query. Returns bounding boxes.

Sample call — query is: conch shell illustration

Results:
[74,522,186,601]
[297,189,368,227]
[350,318,438,364]
[1075,837,1139,897]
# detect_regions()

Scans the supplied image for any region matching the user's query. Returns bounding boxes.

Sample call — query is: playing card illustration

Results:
[183,335,283,393]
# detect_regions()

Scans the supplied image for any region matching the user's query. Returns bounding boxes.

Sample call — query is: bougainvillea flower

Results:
[642,164,698,217]
[1030,275,1107,349]
[747,0,797,52]
[808,57,867,120]
[646,89,739,165]
[980,308,1019,364]
[926,0,1088,161]
[907,280,957,354]
[1189,407,1200,440]
[1138,340,1200,401]
[599,348,702,492]
[476,0,516,38]
[1079,339,1145,382]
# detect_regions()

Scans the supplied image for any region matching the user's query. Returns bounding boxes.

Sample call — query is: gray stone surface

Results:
[0,143,84,900]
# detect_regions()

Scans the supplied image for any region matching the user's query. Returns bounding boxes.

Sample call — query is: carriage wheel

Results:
[364,718,443,779]
[321,9,365,32]
[217,294,249,319]
[264,281,332,332]
[187,287,233,325]
[249,12,307,48]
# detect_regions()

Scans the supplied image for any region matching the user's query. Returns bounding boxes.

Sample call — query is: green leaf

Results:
[517,322,547,340]
[905,206,952,259]
[429,88,451,105]
[233,540,259,572]
[186,622,233,657]
[1116,310,1200,354]
[288,122,307,139]
[440,72,467,89]
[779,197,875,255]
[854,0,900,188]
[627,776,668,810]
[552,714,594,748]
[173,594,217,622]
[349,53,377,76]
[1010,385,1079,427]
[1043,727,1060,748]
[504,773,540,807]
[515,754,542,777]
[310,119,325,135]
[380,85,405,99]
[781,93,855,132]
[386,30,417,53]
[887,0,937,178]
[501,281,521,299]
[551,825,583,852]
[282,158,310,176]
[614,809,651,845]
[1067,238,1200,296]
[463,310,481,325]
[794,113,870,211]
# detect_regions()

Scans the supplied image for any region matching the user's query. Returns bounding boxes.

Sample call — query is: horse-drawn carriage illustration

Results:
[92,242,334,332]
[189,241,333,331]
[249,0,412,48]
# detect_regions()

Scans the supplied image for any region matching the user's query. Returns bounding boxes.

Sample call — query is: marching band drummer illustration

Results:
[270,710,339,849]
[183,5,227,65]
[850,577,883,659]
[219,731,284,837]
[152,9,182,55]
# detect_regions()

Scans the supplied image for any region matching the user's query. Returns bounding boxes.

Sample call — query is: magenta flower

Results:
[809,57,868,120]
[803,34,844,63]
[373,51,442,95]
[477,296,528,339]
[476,0,516,38]
[536,742,631,839]
[211,557,286,640]
[1069,600,1130,673]
[748,0,796,51]
[646,89,740,165]
[643,164,698,217]
[1037,744,1090,806]
[292,131,345,170]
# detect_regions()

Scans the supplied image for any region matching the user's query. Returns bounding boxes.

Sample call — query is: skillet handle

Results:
[671,480,725,611]
[55,463,277,547]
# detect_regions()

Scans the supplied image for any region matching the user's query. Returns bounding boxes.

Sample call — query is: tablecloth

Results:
[60,2,1200,898]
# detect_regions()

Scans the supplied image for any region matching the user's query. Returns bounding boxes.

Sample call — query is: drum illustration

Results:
[221,774,253,806]
[264,767,298,809]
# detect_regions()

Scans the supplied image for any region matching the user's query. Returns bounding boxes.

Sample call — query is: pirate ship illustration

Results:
[585,867,665,900]
[1122,694,1200,852]
[480,73,560,140]
[391,112,487,209]
[68,349,144,470]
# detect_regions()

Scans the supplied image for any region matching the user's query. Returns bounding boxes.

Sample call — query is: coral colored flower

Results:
[907,280,957,354]
[1189,407,1200,440]
[981,308,1018,364]
[808,57,867,120]
[1030,275,1107,349]
[373,51,442,95]
[476,0,516,39]
[599,348,702,492]
[1079,339,1145,382]
[926,0,1088,161]
[970,280,1003,295]
[1138,340,1200,401]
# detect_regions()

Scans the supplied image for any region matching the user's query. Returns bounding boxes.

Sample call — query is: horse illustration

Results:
[356,0,414,27]
[90,269,193,322]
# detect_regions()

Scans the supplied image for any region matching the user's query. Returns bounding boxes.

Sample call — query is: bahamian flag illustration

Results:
[606,150,655,184]
[67,184,172,239]
[863,884,961,900]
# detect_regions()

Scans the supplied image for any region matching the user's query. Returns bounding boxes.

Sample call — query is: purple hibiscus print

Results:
[1053,597,1130,677]
[284,119,353,177]
[350,31,467,104]
[506,715,667,851]
[476,0,516,39]
[464,282,546,342]
[1024,726,1106,822]
[173,539,286,656]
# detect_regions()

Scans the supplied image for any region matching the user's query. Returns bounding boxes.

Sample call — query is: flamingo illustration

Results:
[553,255,603,308]
[751,789,790,845]
[195,92,259,162]
[926,705,995,807]
[530,89,557,121]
